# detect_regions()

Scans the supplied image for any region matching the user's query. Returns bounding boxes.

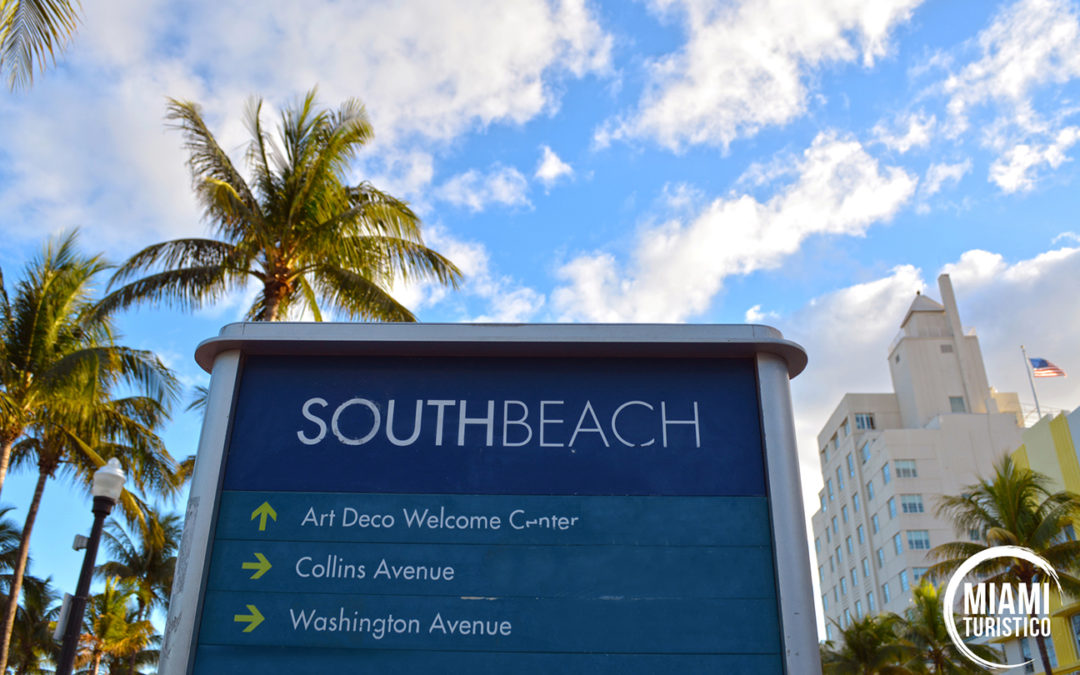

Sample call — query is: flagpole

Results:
[1021,345,1043,419]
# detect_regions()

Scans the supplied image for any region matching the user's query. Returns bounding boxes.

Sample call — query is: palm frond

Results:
[0,0,80,90]
[314,266,416,322]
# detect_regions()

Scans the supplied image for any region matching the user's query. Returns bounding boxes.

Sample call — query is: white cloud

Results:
[873,112,936,153]
[0,0,611,250]
[597,0,923,150]
[940,0,1080,191]
[1053,231,1080,244]
[921,159,972,196]
[554,132,918,321]
[988,126,1080,192]
[436,165,531,212]
[745,304,779,323]
[534,145,574,187]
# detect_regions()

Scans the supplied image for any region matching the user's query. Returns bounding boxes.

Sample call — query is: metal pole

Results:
[55,495,116,675]
[1021,345,1043,420]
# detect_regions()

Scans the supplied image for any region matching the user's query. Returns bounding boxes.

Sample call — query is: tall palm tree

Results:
[75,578,155,675]
[0,0,80,90]
[821,613,916,674]
[899,580,998,674]
[99,89,463,322]
[0,233,182,673]
[928,456,1080,675]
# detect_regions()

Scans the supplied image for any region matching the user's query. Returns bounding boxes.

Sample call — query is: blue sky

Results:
[2,0,1080,631]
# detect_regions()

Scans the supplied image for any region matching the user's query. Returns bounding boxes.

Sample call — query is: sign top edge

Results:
[194,322,807,378]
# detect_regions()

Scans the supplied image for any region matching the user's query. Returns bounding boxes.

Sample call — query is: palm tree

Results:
[821,613,916,674]
[899,580,998,674]
[96,507,180,675]
[0,0,80,90]
[928,456,1080,675]
[99,89,463,322]
[75,578,155,675]
[0,233,182,673]
[8,572,59,675]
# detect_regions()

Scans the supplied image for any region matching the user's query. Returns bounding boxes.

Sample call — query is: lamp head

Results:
[92,458,126,502]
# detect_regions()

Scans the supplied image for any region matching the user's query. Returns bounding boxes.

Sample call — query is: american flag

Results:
[1030,358,1067,378]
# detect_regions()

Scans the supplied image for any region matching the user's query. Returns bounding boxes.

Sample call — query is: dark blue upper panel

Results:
[221,355,764,496]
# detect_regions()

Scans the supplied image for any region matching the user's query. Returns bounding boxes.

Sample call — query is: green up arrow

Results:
[241,552,272,579]
[233,604,265,633]
[251,501,277,531]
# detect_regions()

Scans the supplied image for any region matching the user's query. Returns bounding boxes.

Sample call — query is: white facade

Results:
[811,274,1024,639]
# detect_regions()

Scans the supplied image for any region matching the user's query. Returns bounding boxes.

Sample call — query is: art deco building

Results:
[811,274,1024,639]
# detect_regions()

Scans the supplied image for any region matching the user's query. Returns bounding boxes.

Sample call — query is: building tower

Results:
[811,274,1024,638]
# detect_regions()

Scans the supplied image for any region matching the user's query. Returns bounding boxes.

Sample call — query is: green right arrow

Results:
[233,604,264,633]
[251,501,277,531]
[241,552,272,579]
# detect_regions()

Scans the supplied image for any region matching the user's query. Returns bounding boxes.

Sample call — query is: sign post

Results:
[159,323,816,674]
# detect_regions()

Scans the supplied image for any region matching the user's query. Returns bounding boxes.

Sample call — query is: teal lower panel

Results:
[192,645,784,674]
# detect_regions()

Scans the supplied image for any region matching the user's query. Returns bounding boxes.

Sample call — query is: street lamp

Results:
[55,458,126,675]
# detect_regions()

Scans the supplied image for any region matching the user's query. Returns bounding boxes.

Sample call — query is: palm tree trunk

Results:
[0,468,47,673]
[91,649,103,675]
[0,435,16,501]
[1035,632,1053,675]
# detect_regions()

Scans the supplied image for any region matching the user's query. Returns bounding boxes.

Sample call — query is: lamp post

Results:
[55,458,126,675]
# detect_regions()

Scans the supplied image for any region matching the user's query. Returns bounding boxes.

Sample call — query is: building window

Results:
[837,546,843,564]
[830,556,835,573]
[940,343,954,353]
[819,566,825,584]
[843,609,852,628]
[882,463,892,485]
[822,593,829,611]
[899,569,910,592]
[842,505,849,524]
[832,517,838,534]
[888,497,897,519]
[821,494,827,513]
[949,396,966,413]
[827,478,834,500]
[866,480,875,501]
[853,493,861,513]
[901,494,924,513]
[1070,614,1080,663]
[855,413,875,430]
[823,446,830,463]
[836,467,845,491]
[876,548,885,568]
[862,557,870,578]
[895,460,917,478]
[833,435,839,451]
[893,533,903,555]
[895,353,900,363]
[872,514,880,534]
[815,537,821,554]
[855,599,863,619]
[846,536,853,555]
[968,528,981,542]
[1021,636,1057,673]
[907,530,931,550]
[843,419,851,437]
[847,453,854,478]
[882,582,891,603]
[833,586,838,602]
[840,576,848,595]
[860,441,871,464]
[826,624,834,642]
[851,567,858,586]
[827,528,832,544]
[913,567,928,582]
[857,524,865,544]
[867,591,876,613]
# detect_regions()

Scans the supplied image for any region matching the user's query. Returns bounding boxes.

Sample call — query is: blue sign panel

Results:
[189,355,783,673]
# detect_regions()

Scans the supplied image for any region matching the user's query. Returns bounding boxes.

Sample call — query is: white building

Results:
[811,274,1024,639]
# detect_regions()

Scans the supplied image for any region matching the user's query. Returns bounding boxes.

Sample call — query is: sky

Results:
[2,0,1080,634]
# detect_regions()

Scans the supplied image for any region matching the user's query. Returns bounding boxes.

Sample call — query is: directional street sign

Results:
[159,324,817,674]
